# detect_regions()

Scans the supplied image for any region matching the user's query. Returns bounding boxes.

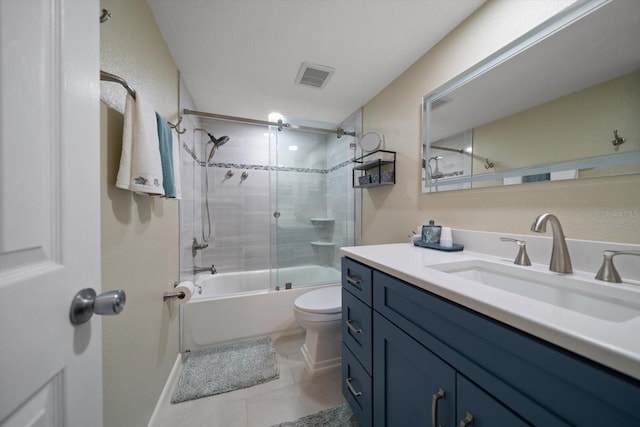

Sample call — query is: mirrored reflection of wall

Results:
[472,70,640,182]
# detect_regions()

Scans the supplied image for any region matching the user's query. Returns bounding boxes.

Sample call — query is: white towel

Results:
[116,93,165,195]
[171,129,182,200]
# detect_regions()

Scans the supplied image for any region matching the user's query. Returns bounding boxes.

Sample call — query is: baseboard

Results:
[147,353,183,427]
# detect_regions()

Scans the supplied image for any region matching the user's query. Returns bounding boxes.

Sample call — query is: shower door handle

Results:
[273,211,281,218]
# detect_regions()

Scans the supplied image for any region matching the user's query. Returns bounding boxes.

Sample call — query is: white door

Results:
[0,0,103,426]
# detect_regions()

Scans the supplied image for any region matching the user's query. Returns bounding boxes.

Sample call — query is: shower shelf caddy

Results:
[352,149,396,188]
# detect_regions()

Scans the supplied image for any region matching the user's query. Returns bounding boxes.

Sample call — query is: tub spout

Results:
[194,264,217,275]
[531,213,573,273]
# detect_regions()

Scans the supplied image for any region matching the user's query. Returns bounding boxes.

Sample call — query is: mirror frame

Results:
[421,0,639,193]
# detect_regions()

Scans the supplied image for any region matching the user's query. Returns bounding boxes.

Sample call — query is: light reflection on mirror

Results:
[422,0,640,193]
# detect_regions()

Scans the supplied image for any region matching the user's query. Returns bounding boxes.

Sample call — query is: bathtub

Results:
[180,265,341,351]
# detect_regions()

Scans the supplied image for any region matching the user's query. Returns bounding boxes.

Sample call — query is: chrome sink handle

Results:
[500,237,532,266]
[595,250,640,283]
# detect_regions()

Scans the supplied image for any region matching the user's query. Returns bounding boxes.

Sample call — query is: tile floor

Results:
[153,334,347,427]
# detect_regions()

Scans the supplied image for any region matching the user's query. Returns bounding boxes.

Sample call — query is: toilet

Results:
[293,286,342,376]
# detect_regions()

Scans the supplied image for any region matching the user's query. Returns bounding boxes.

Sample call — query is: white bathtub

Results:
[180,265,341,351]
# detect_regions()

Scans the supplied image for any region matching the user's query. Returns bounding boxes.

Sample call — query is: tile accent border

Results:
[183,142,352,174]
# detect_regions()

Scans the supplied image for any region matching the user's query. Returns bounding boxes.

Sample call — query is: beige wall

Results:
[362,0,640,245]
[100,1,180,426]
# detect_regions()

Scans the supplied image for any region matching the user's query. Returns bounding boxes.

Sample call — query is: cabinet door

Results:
[374,313,455,427]
[457,375,530,427]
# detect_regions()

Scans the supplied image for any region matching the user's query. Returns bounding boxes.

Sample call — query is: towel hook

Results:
[611,129,626,150]
[168,116,186,134]
[100,9,111,23]
[484,158,495,169]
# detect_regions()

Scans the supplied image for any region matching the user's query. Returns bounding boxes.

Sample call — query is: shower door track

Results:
[183,108,356,138]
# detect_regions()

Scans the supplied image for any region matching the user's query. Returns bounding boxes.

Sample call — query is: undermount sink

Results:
[431,260,640,322]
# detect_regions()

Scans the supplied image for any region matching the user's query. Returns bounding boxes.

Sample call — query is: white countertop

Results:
[341,242,640,380]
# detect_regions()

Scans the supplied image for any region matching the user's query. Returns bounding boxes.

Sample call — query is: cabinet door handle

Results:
[459,412,474,427]
[346,377,363,398]
[346,319,363,334]
[346,274,362,287]
[431,387,445,427]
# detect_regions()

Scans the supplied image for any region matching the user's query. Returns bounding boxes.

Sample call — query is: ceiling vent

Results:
[295,62,335,89]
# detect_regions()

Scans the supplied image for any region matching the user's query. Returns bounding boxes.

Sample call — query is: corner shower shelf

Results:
[310,218,335,223]
[352,149,396,188]
[310,241,335,247]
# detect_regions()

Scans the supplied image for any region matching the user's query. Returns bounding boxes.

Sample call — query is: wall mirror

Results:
[422,0,640,193]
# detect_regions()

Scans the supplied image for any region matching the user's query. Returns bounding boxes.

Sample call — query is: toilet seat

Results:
[294,286,341,314]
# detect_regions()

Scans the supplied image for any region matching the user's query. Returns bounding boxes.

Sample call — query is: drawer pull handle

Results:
[346,275,362,286]
[346,319,363,334]
[459,412,474,427]
[431,387,445,427]
[346,377,363,398]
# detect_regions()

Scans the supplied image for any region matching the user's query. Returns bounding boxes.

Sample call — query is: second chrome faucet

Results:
[531,213,572,274]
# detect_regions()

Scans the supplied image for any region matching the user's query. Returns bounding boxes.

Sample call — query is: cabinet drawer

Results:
[342,289,372,375]
[342,257,372,305]
[342,343,372,427]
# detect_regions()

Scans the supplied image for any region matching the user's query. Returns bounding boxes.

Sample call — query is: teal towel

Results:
[156,112,177,198]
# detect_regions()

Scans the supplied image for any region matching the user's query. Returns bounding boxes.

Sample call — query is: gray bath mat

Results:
[271,403,358,427]
[171,337,279,403]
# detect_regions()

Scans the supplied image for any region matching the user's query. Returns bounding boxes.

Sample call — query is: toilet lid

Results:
[294,287,341,314]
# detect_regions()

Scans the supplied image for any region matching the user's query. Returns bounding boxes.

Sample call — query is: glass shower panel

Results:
[270,124,354,290]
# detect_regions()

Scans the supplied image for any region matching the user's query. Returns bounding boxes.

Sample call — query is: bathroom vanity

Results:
[340,240,640,426]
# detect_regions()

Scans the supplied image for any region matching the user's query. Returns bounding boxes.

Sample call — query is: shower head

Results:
[206,133,230,162]
[207,133,229,148]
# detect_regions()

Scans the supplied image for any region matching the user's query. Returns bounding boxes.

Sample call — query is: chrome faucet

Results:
[531,213,573,273]
[595,250,640,283]
[192,238,208,257]
[193,264,217,275]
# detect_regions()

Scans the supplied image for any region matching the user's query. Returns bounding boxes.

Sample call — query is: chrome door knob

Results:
[69,288,126,325]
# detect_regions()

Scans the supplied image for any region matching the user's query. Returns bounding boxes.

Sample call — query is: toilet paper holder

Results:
[163,281,201,301]
[162,290,185,301]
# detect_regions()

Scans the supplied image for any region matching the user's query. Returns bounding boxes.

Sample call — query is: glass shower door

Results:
[270,123,355,291]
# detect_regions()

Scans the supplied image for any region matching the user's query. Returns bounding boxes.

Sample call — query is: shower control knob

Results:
[69,288,126,325]
[273,211,281,218]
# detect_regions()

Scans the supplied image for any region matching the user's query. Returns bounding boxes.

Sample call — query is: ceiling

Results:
[147,0,485,125]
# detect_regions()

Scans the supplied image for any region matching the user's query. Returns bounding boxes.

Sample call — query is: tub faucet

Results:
[531,213,573,274]
[193,264,217,275]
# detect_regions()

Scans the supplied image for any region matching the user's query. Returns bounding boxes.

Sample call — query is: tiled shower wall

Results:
[178,106,359,280]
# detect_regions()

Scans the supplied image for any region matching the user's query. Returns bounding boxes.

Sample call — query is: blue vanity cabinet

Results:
[374,312,530,427]
[341,257,373,426]
[372,268,640,426]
